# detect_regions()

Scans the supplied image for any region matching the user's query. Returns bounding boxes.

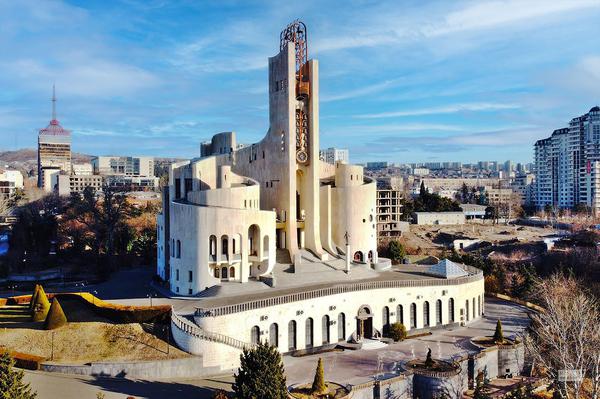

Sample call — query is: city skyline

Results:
[1,0,599,163]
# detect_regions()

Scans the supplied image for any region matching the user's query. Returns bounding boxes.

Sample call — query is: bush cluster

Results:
[389,322,408,342]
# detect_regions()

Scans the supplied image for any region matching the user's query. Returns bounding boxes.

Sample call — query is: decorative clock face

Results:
[296,150,308,164]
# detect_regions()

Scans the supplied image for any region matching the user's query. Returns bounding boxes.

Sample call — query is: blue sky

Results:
[1,0,599,164]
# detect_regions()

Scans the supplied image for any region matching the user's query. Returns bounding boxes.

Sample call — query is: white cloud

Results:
[321,78,406,102]
[313,0,600,53]
[1,59,160,97]
[354,102,520,119]
[426,0,600,37]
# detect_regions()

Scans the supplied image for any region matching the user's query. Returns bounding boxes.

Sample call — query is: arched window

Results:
[269,323,278,347]
[478,296,481,316]
[305,318,314,348]
[322,315,330,344]
[449,298,455,322]
[396,305,403,324]
[209,235,217,257]
[472,297,476,320]
[382,306,390,335]
[250,326,260,345]
[221,267,228,279]
[423,301,430,327]
[337,313,345,341]
[221,236,228,256]
[436,299,442,325]
[229,267,235,279]
[288,320,297,351]
[410,303,417,329]
[176,240,181,258]
[466,299,470,321]
[214,267,220,278]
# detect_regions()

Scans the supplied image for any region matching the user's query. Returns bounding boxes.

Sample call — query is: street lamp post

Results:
[50,331,55,361]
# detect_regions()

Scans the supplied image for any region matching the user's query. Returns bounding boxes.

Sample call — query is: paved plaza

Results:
[23,298,530,399]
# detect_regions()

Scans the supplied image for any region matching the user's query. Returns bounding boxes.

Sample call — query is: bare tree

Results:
[525,274,600,399]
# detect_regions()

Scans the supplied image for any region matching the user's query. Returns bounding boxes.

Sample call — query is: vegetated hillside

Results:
[0,148,92,176]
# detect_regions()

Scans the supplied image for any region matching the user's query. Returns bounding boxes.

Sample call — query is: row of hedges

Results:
[0,348,46,370]
[55,293,171,324]
[2,292,171,324]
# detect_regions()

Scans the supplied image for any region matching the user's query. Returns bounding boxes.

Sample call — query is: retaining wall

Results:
[498,342,525,377]
[40,357,218,379]
[470,347,499,382]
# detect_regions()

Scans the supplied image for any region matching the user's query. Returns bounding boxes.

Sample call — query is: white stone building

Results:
[162,21,485,371]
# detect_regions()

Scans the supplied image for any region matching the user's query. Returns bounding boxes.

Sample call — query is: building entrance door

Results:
[356,306,373,341]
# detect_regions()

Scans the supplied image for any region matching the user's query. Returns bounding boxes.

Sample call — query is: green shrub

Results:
[388,241,406,263]
[311,358,327,395]
[389,322,408,342]
[44,298,67,330]
[31,286,50,322]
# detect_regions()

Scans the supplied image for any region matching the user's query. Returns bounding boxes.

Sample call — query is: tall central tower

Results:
[266,20,325,258]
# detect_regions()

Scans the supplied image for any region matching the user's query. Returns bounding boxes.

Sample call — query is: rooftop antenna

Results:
[51,84,57,121]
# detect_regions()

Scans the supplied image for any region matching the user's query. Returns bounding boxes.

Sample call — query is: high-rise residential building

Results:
[319,147,349,165]
[534,106,600,212]
[37,86,71,190]
[503,160,514,172]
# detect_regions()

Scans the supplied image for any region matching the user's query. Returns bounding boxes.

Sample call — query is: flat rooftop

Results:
[193,252,481,313]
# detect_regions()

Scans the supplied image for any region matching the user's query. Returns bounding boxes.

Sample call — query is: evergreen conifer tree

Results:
[31,286,50,322]
[493,319,504,343]
[44,298,67,330]
[233,341,287,399]
[28,284,40,313]
[0,352,37,399]
[311,358,327,395]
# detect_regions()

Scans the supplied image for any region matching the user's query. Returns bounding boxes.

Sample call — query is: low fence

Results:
[486,292,544,313]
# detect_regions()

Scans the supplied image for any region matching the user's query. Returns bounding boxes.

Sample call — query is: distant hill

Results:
[0,148,93,176]
[0,148,92,163]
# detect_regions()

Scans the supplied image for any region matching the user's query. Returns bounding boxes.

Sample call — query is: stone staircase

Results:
[171,310,255,352]
[0,304,30,322]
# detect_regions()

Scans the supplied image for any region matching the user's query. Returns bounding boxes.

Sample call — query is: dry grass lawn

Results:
[0,305,189,363]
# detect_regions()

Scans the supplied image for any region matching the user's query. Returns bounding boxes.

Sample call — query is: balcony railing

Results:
[195,267,483,318]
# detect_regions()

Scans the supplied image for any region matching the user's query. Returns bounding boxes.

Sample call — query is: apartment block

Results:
[534,106,600,212]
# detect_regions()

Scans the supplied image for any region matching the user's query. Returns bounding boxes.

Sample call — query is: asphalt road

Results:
[23,371,235,399]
